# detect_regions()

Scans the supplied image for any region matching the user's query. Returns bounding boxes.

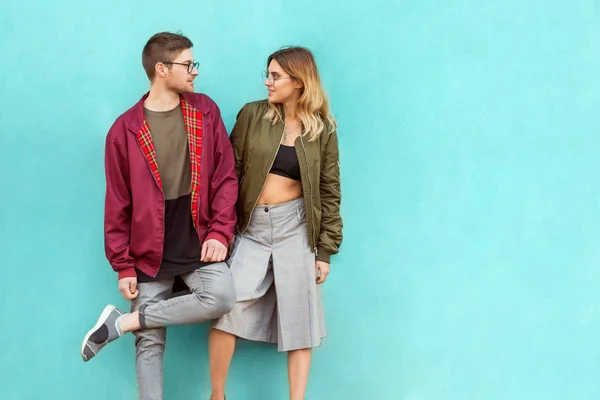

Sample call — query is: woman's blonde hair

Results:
[264,46,336,141]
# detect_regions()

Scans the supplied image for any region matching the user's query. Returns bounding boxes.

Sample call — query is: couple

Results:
[81,31,343,400]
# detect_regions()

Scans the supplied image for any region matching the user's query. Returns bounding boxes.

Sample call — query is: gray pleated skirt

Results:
[213,197,326,351]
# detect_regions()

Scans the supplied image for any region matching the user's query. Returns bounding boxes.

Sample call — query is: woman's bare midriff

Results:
[257,173,303,205]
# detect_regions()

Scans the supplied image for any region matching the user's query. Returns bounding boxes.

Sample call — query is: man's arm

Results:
[202,102,239,261]
[104,126,136,280]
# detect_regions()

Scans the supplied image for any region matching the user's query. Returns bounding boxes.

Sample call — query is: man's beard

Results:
[167,79,193,94]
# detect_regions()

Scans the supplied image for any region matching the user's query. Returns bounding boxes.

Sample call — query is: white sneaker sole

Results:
[81,304,117,361]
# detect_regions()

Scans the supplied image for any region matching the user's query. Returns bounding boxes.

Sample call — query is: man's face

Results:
[162,48,199,93]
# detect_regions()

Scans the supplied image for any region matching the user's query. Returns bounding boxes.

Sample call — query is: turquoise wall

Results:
[1,0,599,399]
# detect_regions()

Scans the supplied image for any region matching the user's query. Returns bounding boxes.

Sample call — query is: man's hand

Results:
[118,277,139,300]
[201,239,228,263]
[315,260,330,284]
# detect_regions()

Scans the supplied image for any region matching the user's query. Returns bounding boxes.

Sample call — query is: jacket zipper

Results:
[240,124,285,233]
[136,139,165,277]
[195,139,203,239]
[299,134,318,256]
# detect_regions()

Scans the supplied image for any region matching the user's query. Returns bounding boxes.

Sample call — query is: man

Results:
[81,32,238,400]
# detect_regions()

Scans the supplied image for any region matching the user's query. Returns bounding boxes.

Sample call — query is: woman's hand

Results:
[315,260,330,284]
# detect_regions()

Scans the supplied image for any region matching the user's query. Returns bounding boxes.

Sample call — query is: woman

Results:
[209,46,343,400]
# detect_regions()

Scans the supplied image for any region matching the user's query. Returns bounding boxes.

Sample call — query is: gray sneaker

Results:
[81,305,125,362]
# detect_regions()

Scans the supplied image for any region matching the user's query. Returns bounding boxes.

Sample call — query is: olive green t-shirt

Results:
[136,105,204,282]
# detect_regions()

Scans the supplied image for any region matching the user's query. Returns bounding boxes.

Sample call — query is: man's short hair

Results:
[142,32,193,80]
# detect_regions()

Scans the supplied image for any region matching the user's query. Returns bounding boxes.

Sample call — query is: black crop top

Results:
[269,145,301,181]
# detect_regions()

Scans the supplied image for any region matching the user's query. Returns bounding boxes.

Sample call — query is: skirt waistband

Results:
[251,197,305,217]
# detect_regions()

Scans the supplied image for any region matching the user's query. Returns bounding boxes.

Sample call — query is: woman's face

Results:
[264,59,301,104]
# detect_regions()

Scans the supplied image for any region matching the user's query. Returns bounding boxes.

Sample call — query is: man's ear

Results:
[155,62,168,79]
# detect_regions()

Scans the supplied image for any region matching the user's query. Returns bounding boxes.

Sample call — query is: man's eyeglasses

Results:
[262,70,293,85]
[162,61,199,74]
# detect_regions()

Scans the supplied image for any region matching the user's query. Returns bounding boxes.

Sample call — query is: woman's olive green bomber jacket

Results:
[229,100,343,263]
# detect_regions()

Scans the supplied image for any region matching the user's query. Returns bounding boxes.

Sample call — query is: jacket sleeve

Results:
[205,103,239,247]
[229,104,252,179]
[104,127,136,280]
[317,130,343,263]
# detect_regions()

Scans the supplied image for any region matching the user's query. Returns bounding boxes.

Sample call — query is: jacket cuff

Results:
[117,267,137,280]
[316,247,332,263]
[206,231,229,249]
